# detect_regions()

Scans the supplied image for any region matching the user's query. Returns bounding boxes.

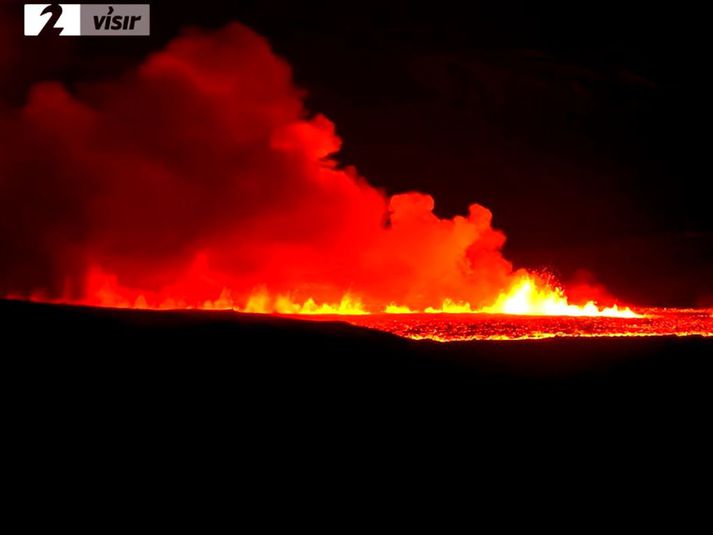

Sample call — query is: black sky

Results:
[1,0,711,306]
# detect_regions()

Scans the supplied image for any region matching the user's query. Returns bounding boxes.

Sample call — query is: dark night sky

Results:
[1,0,711,306]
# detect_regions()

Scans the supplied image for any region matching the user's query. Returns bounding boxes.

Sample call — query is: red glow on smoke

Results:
[0,22,687,328]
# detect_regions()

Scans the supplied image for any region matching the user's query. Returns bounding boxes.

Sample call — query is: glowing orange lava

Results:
[35,268,641,319]
[340,308,713,341]
[12,267,713,341]
[480,275,639,318]
[240,288,368,315]
[37,266,712,342]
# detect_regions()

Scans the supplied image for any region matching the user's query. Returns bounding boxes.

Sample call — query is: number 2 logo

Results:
[39,3,63,36]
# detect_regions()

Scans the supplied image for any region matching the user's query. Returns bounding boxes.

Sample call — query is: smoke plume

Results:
[1,23,525,311]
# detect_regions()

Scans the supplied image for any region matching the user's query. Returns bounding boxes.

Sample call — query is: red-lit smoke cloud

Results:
[0,23,517,310]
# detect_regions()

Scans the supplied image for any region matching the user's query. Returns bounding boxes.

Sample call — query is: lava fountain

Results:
[1,23,711,341]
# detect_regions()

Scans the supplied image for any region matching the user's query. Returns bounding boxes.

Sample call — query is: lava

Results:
[24,266,640,319]
[481,275,639,318]
[0,22,707,339]
[232,274,640,318]
[339,308,713,342]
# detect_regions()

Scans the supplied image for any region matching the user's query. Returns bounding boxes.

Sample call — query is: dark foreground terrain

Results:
[3,299,712,488]
[4,299,711,416]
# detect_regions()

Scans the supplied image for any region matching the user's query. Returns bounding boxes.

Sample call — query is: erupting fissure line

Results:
[32,269,640,319]
[3,21,700,339]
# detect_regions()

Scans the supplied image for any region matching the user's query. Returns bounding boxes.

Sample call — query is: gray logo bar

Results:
[81,4,150,35]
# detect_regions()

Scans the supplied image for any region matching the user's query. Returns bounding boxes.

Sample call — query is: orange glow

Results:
[50,265,643,319]
[343,309,713,341]
[480,275,640,318]
[384,303,417,314]
[14,267,713,342]
[425,299,475,314]
[241,288,368,315]
[2,22,709,343]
